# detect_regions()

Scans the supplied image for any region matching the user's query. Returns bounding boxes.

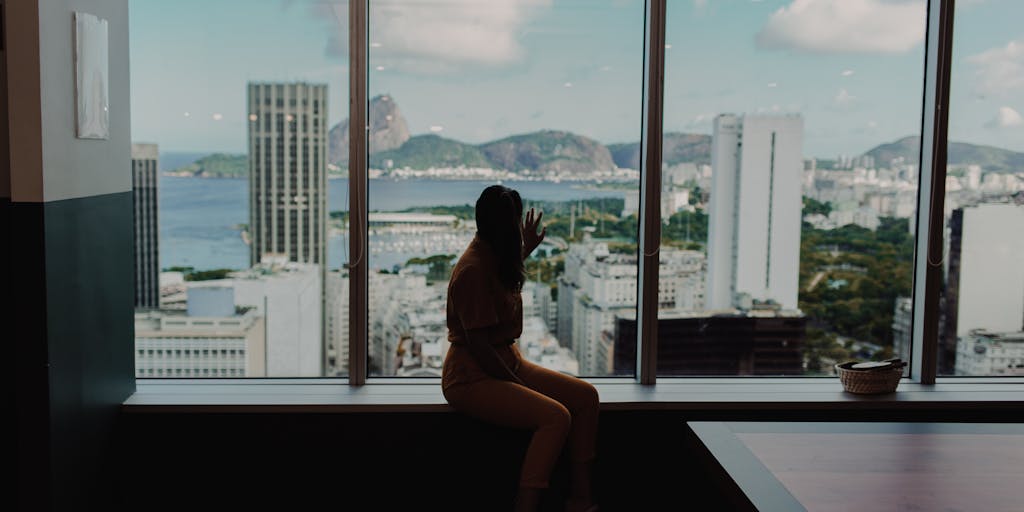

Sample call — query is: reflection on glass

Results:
[656,1,925,376]
[366,0,644,377]
[129,1,349,378]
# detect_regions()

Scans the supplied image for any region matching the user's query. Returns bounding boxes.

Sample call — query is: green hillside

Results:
[865,136,1024,173]
[170,153,247,178]
[369,134,491,169]
[479,130,615,174]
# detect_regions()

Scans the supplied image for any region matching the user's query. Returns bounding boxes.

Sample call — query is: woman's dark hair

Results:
[475,184,526,292]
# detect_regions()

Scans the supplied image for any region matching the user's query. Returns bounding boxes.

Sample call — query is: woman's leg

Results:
[515,359,600,510]
[444,378,572,491]
[515,359,599,466]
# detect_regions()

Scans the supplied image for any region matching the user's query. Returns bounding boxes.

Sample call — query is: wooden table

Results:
[687,421,1024,512]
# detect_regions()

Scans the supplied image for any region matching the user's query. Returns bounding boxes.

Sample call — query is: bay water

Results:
[158,174,625,271]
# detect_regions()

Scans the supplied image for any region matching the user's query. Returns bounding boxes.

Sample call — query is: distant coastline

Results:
[161,172,642,186]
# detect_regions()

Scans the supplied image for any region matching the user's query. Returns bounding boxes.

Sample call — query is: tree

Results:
[406,254,456,284]
[802,196,832,217]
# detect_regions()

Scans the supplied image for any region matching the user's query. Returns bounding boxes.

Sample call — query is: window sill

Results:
[123,378,1024,413]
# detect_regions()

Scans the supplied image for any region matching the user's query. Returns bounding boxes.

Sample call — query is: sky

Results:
[129,0,1024,158]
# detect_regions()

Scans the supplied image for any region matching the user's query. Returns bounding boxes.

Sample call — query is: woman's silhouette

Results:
[443,185,599,512]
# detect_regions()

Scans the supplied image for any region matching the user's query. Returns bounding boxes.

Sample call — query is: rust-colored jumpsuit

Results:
[443,236,599,489]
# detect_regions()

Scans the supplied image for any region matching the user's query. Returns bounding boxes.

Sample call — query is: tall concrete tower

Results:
[706,114,803,311]
[247,82,328,266]
[132,143,160,309]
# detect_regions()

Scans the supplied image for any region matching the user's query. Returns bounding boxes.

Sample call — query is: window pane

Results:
[655,1,925,376]
[130,1,349,378]
[366,0,644,378]
[940,0,1024,377]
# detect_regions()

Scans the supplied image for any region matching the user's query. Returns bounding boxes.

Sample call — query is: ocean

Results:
[158,173,626,271]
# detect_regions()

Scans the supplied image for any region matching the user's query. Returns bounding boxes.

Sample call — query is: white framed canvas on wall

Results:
[74,11,109,140]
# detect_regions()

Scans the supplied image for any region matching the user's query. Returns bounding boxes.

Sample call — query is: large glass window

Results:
[365,0,645,378]
[126,1,1018,386]
[939,0,1024,377]
[130,0,349,378]
[656,0,926,376]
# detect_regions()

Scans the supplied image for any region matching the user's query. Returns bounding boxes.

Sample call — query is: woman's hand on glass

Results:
[522,207,546,259]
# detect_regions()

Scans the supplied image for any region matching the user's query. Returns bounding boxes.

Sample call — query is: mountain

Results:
[369,134,491,169]
[369,130,616,177]
[328,94,410,168]
[328,95,1024,177]
[159,151,208,173]
[480,130,616,176]
[325,96,703,176]
[167,153,247,178]
[607,132,712,169]
[864,136,1024,173]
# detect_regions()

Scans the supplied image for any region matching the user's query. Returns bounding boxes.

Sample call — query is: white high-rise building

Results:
[949,202,1024,338]
[707,113,803,310]
[368,271,442,376]
[190,260,323,377]
[955,330,1024,376]
[325,270,349,376]
[892,296,913,363]
[134,311,267,378]
[557,240,705,375]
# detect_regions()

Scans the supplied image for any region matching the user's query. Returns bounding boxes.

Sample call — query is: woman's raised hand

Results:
[522,207,546,259]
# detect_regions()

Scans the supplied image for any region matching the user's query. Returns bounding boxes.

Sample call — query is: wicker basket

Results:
[835,361,904,394]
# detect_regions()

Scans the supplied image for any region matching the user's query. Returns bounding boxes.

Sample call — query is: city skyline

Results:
[130,0,1024,156]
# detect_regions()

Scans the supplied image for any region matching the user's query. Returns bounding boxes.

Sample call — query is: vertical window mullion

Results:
[912,0,955,385]
[636,0,667,385]
[348,0,368,386]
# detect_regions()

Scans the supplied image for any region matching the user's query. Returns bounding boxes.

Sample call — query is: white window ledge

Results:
[123,378,1024,413]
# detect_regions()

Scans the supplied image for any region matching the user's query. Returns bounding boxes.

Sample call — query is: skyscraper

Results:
[132,143,160,309]
[247,82,328,266]
[943,201,1024,374]
[190,260,324,377]
[706,114,804,311]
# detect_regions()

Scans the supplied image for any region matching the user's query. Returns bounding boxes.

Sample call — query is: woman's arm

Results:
[522,208,546,260]
[463,326,526,386]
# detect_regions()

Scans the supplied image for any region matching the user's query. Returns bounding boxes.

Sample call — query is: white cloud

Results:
[986,106,1023,129]
[834,88,856,105]
[684,113,715,129]
[303,0,552,72]
[368,0,552,71]
[968,40,1024,97]
[756,0,925,54]
[841,69,855,77]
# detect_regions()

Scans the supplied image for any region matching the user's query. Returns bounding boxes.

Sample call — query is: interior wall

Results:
[9,1,135,510]
[1,0,10,198]
[37,0,131,202]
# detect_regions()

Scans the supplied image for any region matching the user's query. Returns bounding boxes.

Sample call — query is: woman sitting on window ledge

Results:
[442,184,600,512]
